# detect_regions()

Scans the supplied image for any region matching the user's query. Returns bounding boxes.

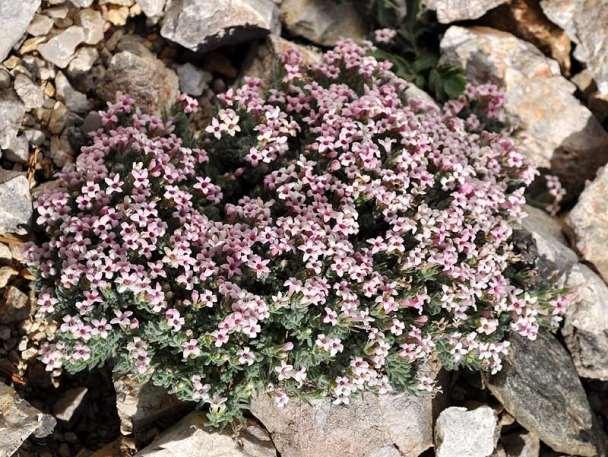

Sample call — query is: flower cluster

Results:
[544,174,566,216]
[27,39,568,426]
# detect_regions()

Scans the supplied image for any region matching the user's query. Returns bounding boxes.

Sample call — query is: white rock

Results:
[176,63,211,96]
[13,73,44,110]
[78,9,106,45]
[440,26,608,198]
[425,0,508,23]
[435,406,500,457]
[3,135,29,164]
[69,0,94,5]
[38,26,86,68]
[67,46,99,76]
[135,412,277,457]
[137,0,166,17]
[0,0,41,62]
[0,169,32,235]
[53,387,88,422]
[27,14,55,37]
[161,0,280,53]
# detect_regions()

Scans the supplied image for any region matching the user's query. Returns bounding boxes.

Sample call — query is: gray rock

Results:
[565,165,608,282]
[161,0,280,53]
[3,135,29,164]
[114,376,187,438]
[176,63,211,97]
[251,390,435,457]
[66,46,99,77]
[0,169,32,236]
[77,9,105,45]
[280,0,367,46]
[27,14,55,37]
[24,129,45,146]
[45,5,69,19]
[0,381,50,457]
[38,26,86,68]
[53,387,88,422]
[98,48,179,115]
[241,35,320,83]
[0,286,30,324]
[435,406,500,457]
[0,90,25,154]
[540,0,608,96]
[13,73,44,110]
[0,0,41,62]
[137,0,166,17]
[485,331,605,456]
[562,263,608,381]
[55,72,91,113]
[520,205,578,279]
[425,0,508,23]
[70,0,94,6]
[440,26,608,199]
[0,68,10,89]
[501,431,541,457]
[135,412,277,457]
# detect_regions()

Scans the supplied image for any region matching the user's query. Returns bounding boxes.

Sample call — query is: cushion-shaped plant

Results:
[27,40,568,426]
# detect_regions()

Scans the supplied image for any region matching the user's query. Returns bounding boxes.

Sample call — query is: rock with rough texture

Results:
[0,286,30,324]
[114,377,187,437]
[13,74,44,110]
[78,9,106,45]
[440,26,608,199]
[485,331,604,456]
[3,135,29,164]
[38,26,86,68]
[53,387,88,422]
[425,0,508,23]
[98,47,179,115]
[55,72,91,113]
[138,0,166,17]
[0,91,26,153]
[27,14,55,37]
[135,412,276,457]
[0,170,32,235]
[0,0,41,62]
[280,0,366,46]
[562,263,608,380]
[251,390,434,457]
[520,205,577,278]
[67,46,99,77]
[0,381,51,457]
[161,0,279,53]
[435,406,500,457]
[241,35,320,83]
[482,0,571,72]
[541,0,608,95]
[565,165,608,281]
[501,431,540,457]
[176,63,211,97]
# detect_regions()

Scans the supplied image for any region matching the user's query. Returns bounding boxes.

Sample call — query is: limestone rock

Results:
[27,14,55,37]
[13,73,44,110]
[280,0,366,46]
[39,26,86,68]
[135,412,276,457]
[98,47,179,115]
[250,390,434,457]
[481,0,571,72]
[435,406,500,457]
[541,0,608,95]
[176,63,211,97]
[114,376,187,438]
[565,165,608,281]
[0,0,41,62]
[485,331,604,456]
[0,381,51,457]
[0,90,26,155]
[562,263,608,381]
[425,0,508,23]
[161,0,279,53]
[0,169,32,235]
[55,72,91,113]
[67,46,99,77]
[78,9,106,45]
[520,205,577,279]
[440,26,608,199]
[137,0,166,17]
[3,135,29,164]
[70,0,94,6]
[241,35,320,83]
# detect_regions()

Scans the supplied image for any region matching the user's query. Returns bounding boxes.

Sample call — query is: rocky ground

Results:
[0,0,607,456]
